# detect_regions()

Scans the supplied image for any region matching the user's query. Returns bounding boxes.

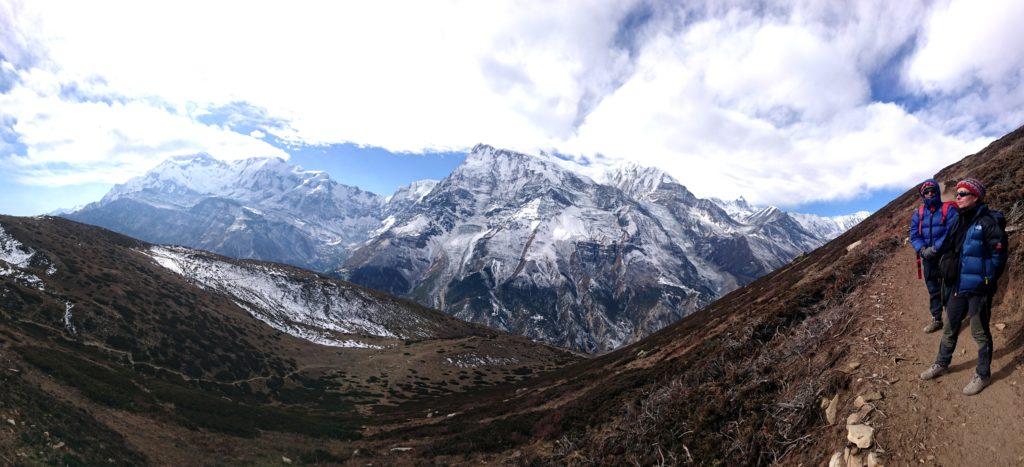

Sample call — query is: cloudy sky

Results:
[1,0,1022,216]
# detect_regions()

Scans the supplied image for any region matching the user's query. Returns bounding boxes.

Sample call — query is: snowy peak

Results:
[791,211,870,240]
[445,144,587,204]
[69,153,386,272]
[388,179,438,204]
[385,179,439,215]
[604,162,680,200]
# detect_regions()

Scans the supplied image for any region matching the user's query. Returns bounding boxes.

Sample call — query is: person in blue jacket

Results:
[909,179,958,333]
[919,178,1008,396]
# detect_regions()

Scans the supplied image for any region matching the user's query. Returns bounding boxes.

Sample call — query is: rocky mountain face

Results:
[342,145,867,352]
[65,148,865,353]
[66,154,384,271]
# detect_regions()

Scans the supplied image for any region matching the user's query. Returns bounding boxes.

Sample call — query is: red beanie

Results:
[955,178,986,200]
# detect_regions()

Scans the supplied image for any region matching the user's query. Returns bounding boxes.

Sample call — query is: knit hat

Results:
[919,180,938,195]
[955,178,986,201]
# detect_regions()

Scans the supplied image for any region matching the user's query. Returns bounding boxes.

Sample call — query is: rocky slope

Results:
[343,145,866,352]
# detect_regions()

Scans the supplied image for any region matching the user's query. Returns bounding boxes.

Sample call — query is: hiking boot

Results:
[962,374,990,396]
[922,320,942,333]
[919,363,947,380]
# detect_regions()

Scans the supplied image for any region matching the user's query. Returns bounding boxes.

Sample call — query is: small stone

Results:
[847,404,874,425]
[826,394,840,425]
[995,323,1007,331]
[51,442,64,449]
[5,419,14,426]
[855,391,883,408]
[847,240,863,252]
[848,362,862,371]
[926,454,935,461]
[847,424,874,448]
[867,451,885,467]
[281,456,292,464]
[821,397,831,409]
[829,451,846,467]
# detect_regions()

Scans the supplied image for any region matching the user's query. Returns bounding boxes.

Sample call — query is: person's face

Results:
[922,186,937,200]
[955,189,978,209]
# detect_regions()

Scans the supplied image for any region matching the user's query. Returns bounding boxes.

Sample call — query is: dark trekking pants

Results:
[935,293,994,378]
[921,257,946,322]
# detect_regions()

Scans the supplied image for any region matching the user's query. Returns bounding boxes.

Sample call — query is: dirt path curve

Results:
[846,243,1024,465]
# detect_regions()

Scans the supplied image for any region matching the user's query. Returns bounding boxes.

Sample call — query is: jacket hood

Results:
[919,179,941,209]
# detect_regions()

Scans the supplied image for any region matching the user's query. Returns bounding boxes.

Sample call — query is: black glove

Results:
[920,246,937,260]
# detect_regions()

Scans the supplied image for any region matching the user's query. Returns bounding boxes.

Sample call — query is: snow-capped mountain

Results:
[790,211,871,240]
[65,147,866,353]
[343,145,717,353]
[712,197,868,241]
[66,154,385,271]
[341,145,863,352]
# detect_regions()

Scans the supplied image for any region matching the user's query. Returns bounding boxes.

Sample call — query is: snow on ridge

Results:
[145,245,434,347]
[0,225,35,268]
[0,224,45,290]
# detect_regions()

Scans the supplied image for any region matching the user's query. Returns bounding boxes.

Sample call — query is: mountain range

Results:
[5,125,1021,464]
[66,145,867,352]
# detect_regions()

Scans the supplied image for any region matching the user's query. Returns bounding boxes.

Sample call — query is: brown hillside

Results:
[0,216,577,464]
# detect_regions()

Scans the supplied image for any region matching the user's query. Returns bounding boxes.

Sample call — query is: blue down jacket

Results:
[909,179,957,253]
[954,204,1008,295]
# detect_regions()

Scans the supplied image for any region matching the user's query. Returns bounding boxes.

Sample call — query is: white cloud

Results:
[0,0,1019,206]
[906,0,1024,137]
[0,66,285,186]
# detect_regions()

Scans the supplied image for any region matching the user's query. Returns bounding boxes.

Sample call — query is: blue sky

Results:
[2,1,1023,217]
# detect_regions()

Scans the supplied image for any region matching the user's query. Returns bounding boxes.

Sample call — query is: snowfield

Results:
[145,245,437,348]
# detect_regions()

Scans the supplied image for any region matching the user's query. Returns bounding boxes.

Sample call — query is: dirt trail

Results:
[841,242,1024,464]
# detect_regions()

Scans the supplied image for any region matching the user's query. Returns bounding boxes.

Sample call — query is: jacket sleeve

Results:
[984,215,1008,278]
[933,207,957,252]
[909,210,925,252]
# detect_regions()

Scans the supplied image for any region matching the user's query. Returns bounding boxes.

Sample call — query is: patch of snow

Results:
[392,215,431,236]
[145,246,434,346]
[63,302,77,335]
[444,354,519,368]
[0,265,44,290]
[0,225,34,268]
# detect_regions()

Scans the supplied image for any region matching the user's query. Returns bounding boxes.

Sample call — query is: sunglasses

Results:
[922,188,937,195]
[955,191,975,198]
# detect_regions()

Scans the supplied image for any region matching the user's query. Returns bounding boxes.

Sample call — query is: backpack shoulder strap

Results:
[940,201,956,225]
[917,204,925,235]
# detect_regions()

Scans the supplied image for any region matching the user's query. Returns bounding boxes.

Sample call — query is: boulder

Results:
[826,394,840,424]
[847,424,874,449]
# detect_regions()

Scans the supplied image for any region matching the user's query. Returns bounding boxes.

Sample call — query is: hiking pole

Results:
[916,253,923,280]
